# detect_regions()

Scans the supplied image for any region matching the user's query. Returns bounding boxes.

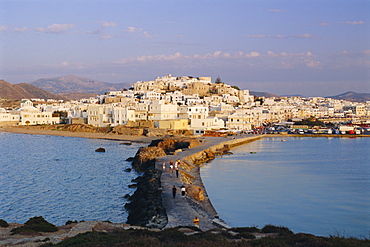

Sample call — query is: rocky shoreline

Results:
[125,135,264,230]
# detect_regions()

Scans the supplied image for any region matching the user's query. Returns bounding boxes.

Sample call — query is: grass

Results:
[40,224,369,247]
[11,216,58,235]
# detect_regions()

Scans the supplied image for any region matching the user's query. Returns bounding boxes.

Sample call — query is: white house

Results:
[148,100,178,120]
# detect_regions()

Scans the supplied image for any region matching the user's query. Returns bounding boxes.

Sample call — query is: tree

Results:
[215,76,222,84]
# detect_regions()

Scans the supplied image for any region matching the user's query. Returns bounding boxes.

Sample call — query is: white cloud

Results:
[246,34,286,39]
[126,26,143,33]
[342,21,364,25]
[293,33,318,39]
[246,33,318,39]
[114,50,321,71]
[101,21,116,28]
[100,33,113,40]
[14,27,28,32]
[268,9,283,12]
[125,26,156,38]
[35,23,75,33]
[0,25,8,31]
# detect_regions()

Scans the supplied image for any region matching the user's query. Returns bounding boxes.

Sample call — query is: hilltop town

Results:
[1,74,369,134]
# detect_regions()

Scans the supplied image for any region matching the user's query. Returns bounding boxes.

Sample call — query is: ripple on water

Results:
[0,133,143,225]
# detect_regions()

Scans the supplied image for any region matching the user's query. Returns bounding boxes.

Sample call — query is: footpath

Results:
[155,134,263,231]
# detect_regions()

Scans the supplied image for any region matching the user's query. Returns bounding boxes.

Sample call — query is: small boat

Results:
[281,139,287,142]
[95,147,105,152]
[250,152,257,154]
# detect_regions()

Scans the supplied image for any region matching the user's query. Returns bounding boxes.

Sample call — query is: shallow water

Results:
[0,132,144,226]
[201,137,370,238]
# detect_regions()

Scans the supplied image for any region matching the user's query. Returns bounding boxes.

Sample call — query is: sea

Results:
[201,136,370,238]
[0,132,144,226]
[0,133,369,238]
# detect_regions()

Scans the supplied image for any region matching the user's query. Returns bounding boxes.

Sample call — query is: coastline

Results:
[1,126,263,230]
[154,135,264,230]
[0,126,159,143]
[3,126,367,231]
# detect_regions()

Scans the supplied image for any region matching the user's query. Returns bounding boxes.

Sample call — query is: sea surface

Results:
[201,136,370,238]
[0,132,144,226]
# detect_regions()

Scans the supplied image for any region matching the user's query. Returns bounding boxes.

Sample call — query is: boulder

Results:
[95,147,105,152]
[186,185,204,201]
[149,137,201,154]
[131,146,166,171]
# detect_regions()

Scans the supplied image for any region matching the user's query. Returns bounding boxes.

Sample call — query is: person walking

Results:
[162,162,166,171]
[193,217,200,228]
[174,161,179,178]
[175,166,179,178]
[172,185,177,198]
[181,185,186,198]
[169,164,174,177]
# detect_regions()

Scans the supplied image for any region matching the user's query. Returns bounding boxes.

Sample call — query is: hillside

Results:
[0,80,65,100]
[30,75,131,94]
[327,91,370,102]
[250,91,280,98]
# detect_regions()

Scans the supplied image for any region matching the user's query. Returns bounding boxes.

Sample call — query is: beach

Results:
[0,126,159,143]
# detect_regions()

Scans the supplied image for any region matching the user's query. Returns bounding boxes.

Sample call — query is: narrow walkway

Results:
[155,135,262,231]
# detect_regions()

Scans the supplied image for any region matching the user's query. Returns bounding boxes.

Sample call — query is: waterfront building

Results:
[148,100,178,121]
[18,100,60,125]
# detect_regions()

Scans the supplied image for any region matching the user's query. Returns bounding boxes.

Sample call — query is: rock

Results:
[149,137,201,154]
[124,168,132,172]
[131,147,166,171]
[111,125,144,136]
[120,142,132,145]
[128,184,137,188]
[95,147,105,152]
[126,157,134,161]
[186,185,204,201]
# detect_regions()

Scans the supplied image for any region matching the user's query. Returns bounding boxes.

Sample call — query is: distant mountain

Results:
[30,75,132,94]
[250,91,280,98]
[57,92,99,101]
[327,91,370,102]
[0,80,65,100]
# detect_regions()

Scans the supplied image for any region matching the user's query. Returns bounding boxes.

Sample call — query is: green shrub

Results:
[11,216,58,235]
[0,219,9,227]
[231,226,260,233]
[239,232,256,239]
[65,220,78,225]
[261,224,293,236]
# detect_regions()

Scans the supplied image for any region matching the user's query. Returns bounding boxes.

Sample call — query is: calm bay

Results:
[0,132,143,226]
[201,136,369,238]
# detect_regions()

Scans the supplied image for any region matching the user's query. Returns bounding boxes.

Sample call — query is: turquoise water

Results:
[0,132,143,226]
[201,137,370,238]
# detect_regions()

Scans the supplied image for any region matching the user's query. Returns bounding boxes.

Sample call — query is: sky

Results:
[1,0,369,96]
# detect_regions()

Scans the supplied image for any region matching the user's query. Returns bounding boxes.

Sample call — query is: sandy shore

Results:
[0,126,159,143]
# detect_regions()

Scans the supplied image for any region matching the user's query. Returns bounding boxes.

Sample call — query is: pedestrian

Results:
[169,164,174,177]
[181,185,186,198]
[172,185,177,198]
[175,166,179,178]
[193,217,200,228]
[162,162,166,171]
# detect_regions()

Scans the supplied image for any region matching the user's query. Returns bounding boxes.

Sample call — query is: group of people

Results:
[172,185,200,228]
[162,159,181,178]
[172,185,186,199]
[163,159,200,228]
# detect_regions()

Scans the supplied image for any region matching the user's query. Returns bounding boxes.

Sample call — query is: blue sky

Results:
[1,0,369,96]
